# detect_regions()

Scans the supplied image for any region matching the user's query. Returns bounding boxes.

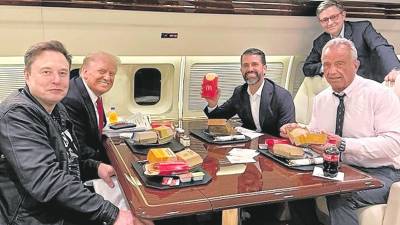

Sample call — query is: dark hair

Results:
[316,0,344,16]
[24,40,72,71]
[241,48,266,65]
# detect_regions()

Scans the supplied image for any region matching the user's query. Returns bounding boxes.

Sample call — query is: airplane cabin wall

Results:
[0,5,399,121]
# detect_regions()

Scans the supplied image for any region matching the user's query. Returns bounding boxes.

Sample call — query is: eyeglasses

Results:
[319,12,343,24]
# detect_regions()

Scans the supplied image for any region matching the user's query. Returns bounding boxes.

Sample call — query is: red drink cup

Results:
[201,73,218,98]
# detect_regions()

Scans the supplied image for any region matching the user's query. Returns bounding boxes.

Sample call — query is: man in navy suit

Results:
[303,0,400,83]
[62,52,119,165]
[203,48,295,136]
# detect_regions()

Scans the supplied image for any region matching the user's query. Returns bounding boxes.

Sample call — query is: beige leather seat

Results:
[357,182,400,225]
[293,76,329,125]
[316,182,400,225]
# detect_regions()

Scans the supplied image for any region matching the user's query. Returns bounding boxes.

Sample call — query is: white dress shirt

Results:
[208,80,265,132]
[247,81,264,132]
[82,79,101,126]
[309,75,400,169]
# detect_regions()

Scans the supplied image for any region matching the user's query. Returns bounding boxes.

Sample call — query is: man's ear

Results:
[24,69,29,80]
[342,11,347,20]
[81,68,87,80]
[354,59,360,71]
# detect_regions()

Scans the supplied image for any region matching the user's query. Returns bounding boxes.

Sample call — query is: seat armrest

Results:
[383,181,400,225]
[357,204,386,225]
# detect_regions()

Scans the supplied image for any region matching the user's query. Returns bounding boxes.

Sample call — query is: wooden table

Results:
[104,121,382,225]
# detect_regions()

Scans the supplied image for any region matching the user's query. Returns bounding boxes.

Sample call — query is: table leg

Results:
[222,208,239,225]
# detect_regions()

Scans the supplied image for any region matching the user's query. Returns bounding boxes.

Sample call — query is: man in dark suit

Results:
[303,0,400,83]
[62,52,119,164]
[203,48,295,136]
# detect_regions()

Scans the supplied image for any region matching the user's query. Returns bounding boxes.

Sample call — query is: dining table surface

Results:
[104,120,382,224]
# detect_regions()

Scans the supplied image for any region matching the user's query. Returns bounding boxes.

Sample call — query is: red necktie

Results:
[96,97,104,136]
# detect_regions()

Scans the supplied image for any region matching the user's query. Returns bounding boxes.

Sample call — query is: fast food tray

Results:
[258,148,321,171]
[131,161,212,190]
[124,139,185,155]
[190,129,251,145]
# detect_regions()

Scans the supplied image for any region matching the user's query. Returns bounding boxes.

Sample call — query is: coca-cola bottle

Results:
[323,145,340,178]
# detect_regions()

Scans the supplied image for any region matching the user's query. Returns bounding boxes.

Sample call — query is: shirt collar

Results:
[82,78,99,104]
[332,75,360,97]
[247,79,265,97]
[330,24,345,39]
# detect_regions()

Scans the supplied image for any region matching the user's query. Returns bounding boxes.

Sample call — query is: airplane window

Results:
[134,68,161,105]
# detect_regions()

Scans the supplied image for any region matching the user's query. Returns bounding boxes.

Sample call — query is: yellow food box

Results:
[176,148,203,168]
[288,127,327,146]
[147,148,177,163]
[207,119,235,136]
[154,126,173,139]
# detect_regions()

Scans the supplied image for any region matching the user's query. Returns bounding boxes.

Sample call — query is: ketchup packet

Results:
[155,161,190,176]
[265,138,290,149]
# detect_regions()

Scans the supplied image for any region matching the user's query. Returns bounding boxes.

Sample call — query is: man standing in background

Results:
[303,0,400,83]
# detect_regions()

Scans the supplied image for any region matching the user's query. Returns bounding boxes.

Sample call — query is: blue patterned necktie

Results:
[333,93,346,136]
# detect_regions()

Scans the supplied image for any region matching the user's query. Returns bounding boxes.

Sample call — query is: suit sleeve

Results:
[277,90,296,129]
[0,107,118,225]
[203,88,239,119]
[303,39,324,77]
[363,21,400,76]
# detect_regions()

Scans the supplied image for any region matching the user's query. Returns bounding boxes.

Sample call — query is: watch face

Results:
[339,140,346,152]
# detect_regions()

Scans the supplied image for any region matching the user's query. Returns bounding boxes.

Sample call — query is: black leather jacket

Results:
[0,87,118,225]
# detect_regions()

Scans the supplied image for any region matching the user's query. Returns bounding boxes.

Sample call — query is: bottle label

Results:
[323,153,339,162]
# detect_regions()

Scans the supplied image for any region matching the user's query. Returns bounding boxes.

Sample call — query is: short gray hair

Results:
[322,38,358,61]
[316,0,345,17]
[24,40,72,72]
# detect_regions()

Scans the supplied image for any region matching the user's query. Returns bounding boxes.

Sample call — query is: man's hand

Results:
[114,210,133,225]
[202,88,220,108]
[113,210,155,225]
[309,132,341,154]
[384,68,400,83]
[98,163,115,188]
[279,123,300,138]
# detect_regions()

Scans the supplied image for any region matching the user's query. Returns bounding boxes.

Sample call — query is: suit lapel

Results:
[242,85,253,121]
[321,33,331,46]
[75,77,100,136]
[344,21,353,41]
[239,84,255,128]
[259,79,273,128]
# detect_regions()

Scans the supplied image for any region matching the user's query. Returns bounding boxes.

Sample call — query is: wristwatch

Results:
[338,139,346,152]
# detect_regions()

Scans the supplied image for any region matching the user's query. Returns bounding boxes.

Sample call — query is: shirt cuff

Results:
[207,105,218,113]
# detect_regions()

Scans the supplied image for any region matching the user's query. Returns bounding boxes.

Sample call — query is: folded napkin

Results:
[93,177,129,210]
